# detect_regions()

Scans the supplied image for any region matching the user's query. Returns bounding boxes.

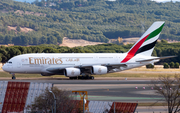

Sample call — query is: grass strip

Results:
[0,71,180,78]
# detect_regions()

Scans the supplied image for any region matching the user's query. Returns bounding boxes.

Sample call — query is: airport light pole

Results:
[83,94,86,113]
[114,102,115,113]
[83,95,85,113]
[49,90,56,113]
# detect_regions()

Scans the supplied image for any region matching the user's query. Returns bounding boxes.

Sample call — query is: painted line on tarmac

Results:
[73,95,162,101]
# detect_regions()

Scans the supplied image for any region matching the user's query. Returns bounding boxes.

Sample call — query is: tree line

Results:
[0,40,179,64]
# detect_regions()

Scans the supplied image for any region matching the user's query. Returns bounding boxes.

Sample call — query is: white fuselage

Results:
[2,53,157,75]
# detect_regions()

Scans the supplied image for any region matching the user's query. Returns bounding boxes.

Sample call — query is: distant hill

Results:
[14,0,35,3]
[0,0,180,46]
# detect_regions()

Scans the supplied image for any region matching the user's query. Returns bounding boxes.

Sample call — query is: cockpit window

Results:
[7,61,12,64]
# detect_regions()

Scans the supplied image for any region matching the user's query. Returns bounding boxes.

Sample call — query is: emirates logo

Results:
[98,68,102,73]
[71,70,75,75]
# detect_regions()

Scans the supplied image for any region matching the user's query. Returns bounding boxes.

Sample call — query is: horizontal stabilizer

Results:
[136,56,177,62]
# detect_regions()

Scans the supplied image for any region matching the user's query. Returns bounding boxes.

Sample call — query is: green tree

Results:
[32,38,39,45]
[13,36,22,45]
[17,46,28,54]
[174,62,179,69]
[39,36,47,44]
[161,39,168,43]
[4,35,12,44]
[66,47,85,53]
[42,47,59,53]
[146,64,154,69]
[0,48,8,63]
[47,36,57,45]
[0,34,4,44]
[30,46,43,53]
[46,0,50,6]
[6,47,21,58]
[34,0,39,5]
[16,25,21,32]
[164,63,169,69]
[169,62,175,68]
[21,35,29,46]
[0,53,3,62]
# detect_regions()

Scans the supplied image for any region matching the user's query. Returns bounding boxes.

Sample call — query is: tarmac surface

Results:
[3,79,163,102]
[1,78,168,112]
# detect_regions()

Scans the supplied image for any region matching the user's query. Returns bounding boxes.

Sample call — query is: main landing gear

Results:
[69,75,94,80]
[11,73,16,80]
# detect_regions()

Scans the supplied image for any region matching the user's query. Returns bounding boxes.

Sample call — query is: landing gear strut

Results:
[69,75,94,80]
[78,75,94,80]
[11,73,16,80]
[90,76,94,80]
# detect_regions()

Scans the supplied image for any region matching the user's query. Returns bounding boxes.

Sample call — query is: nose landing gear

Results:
[10,73,16,80]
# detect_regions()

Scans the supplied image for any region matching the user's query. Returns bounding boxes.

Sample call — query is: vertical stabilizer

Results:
[121,21,165,63]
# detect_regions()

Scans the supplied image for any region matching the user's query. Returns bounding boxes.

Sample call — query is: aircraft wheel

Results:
[78,76,82,79]
[85,76,89,79]
[81,76,84,79]
[69,77,77,80]
[11,73,16,80]
[12,76,16,80]
[90,76,94,80]
[77,76,94,80]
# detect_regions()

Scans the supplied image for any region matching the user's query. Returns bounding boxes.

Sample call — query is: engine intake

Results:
[64,68,81,77]
[92,66,107,75]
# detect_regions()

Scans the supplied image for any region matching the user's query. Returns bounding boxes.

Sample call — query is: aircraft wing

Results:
[136,56,177,62]
[46,56,176,73]
[46,63,130,72]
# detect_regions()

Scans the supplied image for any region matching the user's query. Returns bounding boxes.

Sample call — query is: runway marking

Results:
[55,84,148,87]
[73,95,163,101]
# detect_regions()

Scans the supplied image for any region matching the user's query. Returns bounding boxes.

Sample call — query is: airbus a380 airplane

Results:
[2,21,175,79]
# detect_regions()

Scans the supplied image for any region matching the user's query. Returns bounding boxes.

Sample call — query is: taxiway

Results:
[2,79,163,102]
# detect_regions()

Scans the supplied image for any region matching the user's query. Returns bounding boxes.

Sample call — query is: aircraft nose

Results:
[2,64,8,72]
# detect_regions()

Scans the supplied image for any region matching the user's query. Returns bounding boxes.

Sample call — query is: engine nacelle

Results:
[92,66,107,75]
[41,73,54,76]
[64,68,81,77]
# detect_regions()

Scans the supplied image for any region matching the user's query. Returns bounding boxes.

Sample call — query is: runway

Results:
[3,79,163,103]
[55,80,163,103]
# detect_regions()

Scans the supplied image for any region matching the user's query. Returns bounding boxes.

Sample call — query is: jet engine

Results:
[92,66,107,75]
[64,68,81,77]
